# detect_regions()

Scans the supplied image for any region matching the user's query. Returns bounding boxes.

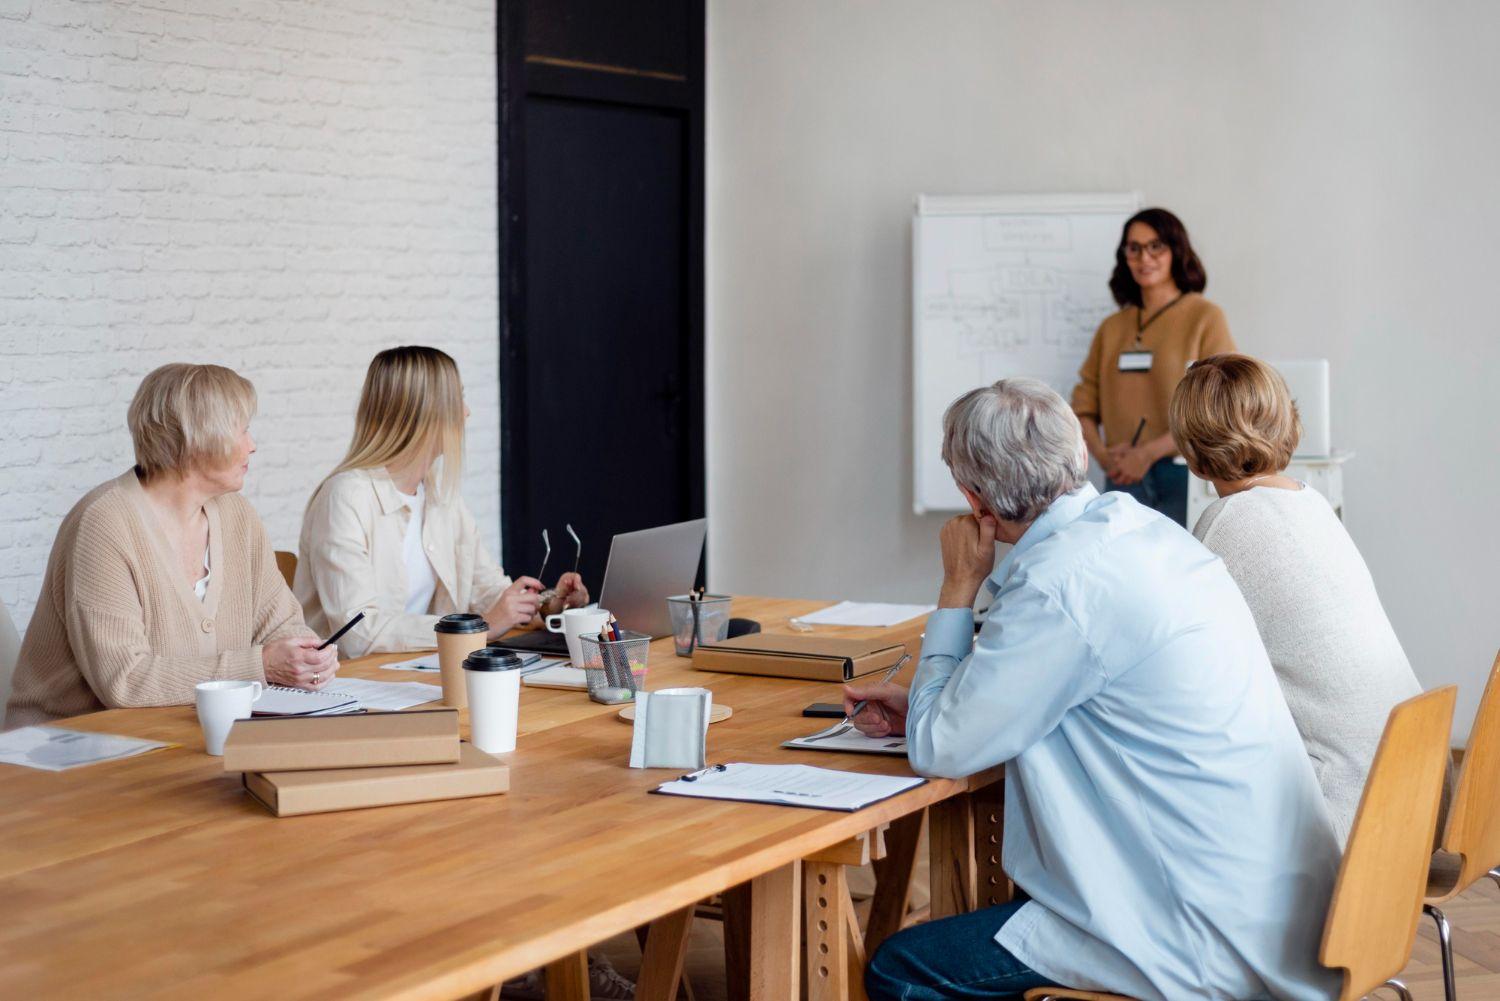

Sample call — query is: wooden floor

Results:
[585,875,1500,1000]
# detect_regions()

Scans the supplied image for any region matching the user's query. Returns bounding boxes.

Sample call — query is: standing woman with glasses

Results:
[295,346,590,658]
[1070,208,1235,526]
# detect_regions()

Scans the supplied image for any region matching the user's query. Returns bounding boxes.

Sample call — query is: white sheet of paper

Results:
[792,601,935,628]
[0,726,170,772]
[324,678,443,710]
[521,663,587,689]
[379,654,441,672]
[783,729,908,756]
[654,762,923,811]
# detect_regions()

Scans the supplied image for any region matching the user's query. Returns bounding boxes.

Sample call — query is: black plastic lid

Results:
[463,647,524,672]
[435,613,487,635]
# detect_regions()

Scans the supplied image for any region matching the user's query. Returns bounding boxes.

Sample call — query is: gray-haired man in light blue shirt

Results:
[847,378,1340,1001]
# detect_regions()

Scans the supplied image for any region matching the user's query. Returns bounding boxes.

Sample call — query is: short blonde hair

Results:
[1169,354,1301,482]
[324,346,466,501]
[127,363,257,481]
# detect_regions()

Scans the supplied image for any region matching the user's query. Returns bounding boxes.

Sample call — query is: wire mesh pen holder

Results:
[666,594,732,657]
[577,631,650,705]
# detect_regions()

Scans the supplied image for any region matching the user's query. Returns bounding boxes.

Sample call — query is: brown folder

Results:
[222,709,460,773]
[692,633,909,682]
[243,742,508,817]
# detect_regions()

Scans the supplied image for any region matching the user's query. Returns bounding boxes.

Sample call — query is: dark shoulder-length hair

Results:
[1108,207,1207,308]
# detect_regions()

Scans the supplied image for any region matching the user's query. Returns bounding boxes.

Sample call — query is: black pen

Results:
[317,611,365,650]
[1129,417,1147,448]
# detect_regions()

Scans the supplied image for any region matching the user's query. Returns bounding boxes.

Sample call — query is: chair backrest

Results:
[0,600,19,718]
[1321,686,1456,1001]
[1438,649,1500,887]
[275,551,298,590]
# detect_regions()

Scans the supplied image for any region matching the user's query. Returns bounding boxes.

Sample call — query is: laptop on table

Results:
[493,518,707,656]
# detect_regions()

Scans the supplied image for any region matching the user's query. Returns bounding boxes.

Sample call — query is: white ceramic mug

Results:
[545,606,610,668]
[195,679,263,756]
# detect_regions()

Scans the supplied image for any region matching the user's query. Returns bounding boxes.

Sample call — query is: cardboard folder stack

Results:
[691,633,909,682]
[221,709,509,817]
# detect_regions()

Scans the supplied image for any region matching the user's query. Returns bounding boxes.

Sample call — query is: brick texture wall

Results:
[0,0,500,634]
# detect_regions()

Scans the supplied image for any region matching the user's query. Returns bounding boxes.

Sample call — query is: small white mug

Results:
[195,679,263,756]
[545,606,611,668]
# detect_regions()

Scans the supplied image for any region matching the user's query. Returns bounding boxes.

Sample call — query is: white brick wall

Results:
[0,0,500,634]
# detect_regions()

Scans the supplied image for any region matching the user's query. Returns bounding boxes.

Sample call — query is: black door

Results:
[498,0,705,592]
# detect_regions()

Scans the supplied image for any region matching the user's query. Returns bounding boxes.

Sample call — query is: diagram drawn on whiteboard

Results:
[913,194,1140,513]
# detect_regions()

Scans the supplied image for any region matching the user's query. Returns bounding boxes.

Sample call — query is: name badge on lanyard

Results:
[1118,350,1152,372]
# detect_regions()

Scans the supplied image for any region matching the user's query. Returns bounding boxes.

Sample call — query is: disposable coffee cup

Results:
[463,647,524,754]
[435,613,488,709]
[195,679,263,755]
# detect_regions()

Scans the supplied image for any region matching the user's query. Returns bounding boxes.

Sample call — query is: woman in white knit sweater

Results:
[1169,354,1421,844]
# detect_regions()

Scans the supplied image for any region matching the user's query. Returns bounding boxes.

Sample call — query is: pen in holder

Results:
[666,593,732,657]
[577,629,649,705]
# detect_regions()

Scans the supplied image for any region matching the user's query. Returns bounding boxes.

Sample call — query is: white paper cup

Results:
[544,606,611,668]
[463,648,524,754]
[195,679,263,755]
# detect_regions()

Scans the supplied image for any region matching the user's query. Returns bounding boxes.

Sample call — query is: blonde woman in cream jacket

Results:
[295,346,589,659]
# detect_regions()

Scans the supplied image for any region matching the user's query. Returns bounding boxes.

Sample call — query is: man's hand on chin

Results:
[938,512,998,608]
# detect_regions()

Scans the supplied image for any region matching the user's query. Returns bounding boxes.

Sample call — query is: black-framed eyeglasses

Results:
[1123,239,1168,259]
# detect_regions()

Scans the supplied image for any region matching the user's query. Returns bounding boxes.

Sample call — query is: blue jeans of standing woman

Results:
[865,900,1050,1000]
[1107,456,1189,527]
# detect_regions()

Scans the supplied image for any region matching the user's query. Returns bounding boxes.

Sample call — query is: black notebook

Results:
[490,631,569,657]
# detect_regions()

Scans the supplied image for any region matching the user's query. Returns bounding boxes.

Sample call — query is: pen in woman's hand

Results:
[317,611,365,651]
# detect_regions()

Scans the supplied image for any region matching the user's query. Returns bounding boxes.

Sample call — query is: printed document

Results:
[783,729,908,756]
[326,678,443,711]
[792,601,935,628]
[654,762,924,811]
[0,726,170,772]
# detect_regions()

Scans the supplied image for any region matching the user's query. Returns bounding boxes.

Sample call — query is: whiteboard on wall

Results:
[912,192,1141,513]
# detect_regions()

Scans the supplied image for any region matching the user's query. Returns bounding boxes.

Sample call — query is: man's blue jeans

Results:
[1107,456,1189,527]
[865,900,1050,1000]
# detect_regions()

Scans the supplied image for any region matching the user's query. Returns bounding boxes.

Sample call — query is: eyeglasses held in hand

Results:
[534,524,582,600]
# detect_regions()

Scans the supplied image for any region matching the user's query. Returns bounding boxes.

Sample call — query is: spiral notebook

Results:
[250,686,361,717]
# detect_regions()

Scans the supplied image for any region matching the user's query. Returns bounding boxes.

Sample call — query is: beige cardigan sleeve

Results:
[64,517,264,710]
[301,479,444,657]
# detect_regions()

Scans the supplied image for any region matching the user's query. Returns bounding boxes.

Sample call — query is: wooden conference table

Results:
[0,596,1006,1001]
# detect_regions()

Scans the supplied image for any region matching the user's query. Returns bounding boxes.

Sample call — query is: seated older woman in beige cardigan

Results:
[4,364,337,729]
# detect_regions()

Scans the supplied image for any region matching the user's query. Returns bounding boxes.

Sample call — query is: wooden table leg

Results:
[748,862,801,1001]
[545,950,589,1001]
[805,861,851,1001]
[865,811,923,955]
[723,882,753,1001]
[972,778,1012,909]
[636,905,697,1001]
[928,795,976,919]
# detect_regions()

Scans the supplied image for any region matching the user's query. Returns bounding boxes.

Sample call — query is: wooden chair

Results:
[0,599,20,717]
[1025,686,1458,1001]
[1423,650,1500,1001]
[274,550,298,589]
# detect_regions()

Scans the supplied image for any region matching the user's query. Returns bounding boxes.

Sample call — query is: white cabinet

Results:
[1184,452,1354,532]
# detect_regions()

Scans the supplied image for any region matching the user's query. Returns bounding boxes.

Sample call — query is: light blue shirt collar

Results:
[989,483,1100,593]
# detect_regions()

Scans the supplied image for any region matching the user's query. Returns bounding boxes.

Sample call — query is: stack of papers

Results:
[521,662,587,690]
[0,726,171,772]
[654,762,924,812]
[791,601,935,628]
